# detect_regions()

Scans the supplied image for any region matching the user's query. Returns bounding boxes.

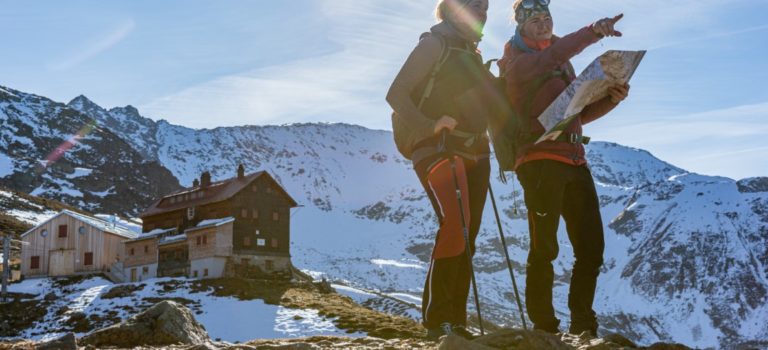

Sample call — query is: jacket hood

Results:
[431,20,482,45]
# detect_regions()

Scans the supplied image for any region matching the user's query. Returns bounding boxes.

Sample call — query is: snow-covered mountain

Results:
[0,87,181,216]
[2,85,767,349]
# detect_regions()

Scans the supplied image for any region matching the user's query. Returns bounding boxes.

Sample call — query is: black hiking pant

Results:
[516,160,604,333]
[415,155,490,329]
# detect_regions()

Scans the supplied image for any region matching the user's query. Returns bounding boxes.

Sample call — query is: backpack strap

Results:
[417,33,450,109]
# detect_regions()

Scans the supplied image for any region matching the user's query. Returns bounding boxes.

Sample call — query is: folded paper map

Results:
[536,50,646,144]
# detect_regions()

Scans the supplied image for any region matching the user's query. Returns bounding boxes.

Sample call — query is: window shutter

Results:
[84,252,94,266]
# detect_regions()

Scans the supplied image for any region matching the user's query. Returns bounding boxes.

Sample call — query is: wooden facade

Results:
[124,236,159,267]
[229,175,292,257]
[135,167,298,279]
[157,238,189,277]
[187,220,234,260]
[20,211,137,278]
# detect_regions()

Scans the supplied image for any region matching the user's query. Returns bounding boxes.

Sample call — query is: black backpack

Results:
[485,64,570,173]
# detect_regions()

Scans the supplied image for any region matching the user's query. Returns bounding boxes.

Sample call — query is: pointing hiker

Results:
[498,0,630,336]
[386,0,495,340]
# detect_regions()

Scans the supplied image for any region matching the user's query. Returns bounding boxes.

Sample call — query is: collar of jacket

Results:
[522,34,551,51]
[511,27,559,54]
[431,20,482,47]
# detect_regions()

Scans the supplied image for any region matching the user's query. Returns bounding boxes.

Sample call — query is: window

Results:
[130,248,135,256]
[204,268,209,277]
[84,252,94,266]
[196,236,202,245]
[255,229,260,236]
[241,209,248,218]
[272,211,279,221]
[193,270,198,277]
[257,239,266,247]
[78,226,86,235]
[271,239,278,248]
[202,235,207,245]
[266,187,272,194]
[170,197,176,204]
[144,245,148,253]
[251,185,258,192]
[142,266,149,274]
[243,236,251,247]
[252,209,259,219]
[265,260,274,271]
[187,207,195,220]
[31,256,40,269]
[40,229,48,237]
[58,225,68,238]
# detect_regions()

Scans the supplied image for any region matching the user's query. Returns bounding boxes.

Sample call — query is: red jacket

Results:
[498,26,618,169]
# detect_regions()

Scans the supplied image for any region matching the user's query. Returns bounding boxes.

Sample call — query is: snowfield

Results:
[5,276,366,343]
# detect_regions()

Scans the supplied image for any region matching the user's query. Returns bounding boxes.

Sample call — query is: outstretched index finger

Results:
[609,13,624,24]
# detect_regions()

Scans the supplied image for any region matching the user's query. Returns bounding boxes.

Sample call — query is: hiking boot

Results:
[533,323,560,334]
[568,325,597,338]
[450,324,477,340]
[426,322,454,341]
[426,322,476,341]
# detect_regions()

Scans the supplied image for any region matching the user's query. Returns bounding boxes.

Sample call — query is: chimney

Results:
[193,178,200,188]
[237,164,245,179]
[201,171,211,188]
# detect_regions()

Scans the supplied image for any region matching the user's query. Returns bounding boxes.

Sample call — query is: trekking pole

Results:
[487,183,528,330]
[439,130,486,336]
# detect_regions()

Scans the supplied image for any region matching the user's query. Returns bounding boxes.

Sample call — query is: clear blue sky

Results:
[1,0,767,180]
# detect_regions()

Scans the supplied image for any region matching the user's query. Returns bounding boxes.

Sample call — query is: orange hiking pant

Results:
[415,155,489,328]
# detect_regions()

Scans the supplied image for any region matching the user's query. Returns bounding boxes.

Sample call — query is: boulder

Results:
[79,300,209,347]
[34,332,77,350]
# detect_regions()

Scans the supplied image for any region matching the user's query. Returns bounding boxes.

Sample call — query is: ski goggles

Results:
[522,0,549,9]
[516,0,551,24]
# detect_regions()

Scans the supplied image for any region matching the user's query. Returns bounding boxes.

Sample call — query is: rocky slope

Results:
[0,87,181,216]
[0,275,695,350]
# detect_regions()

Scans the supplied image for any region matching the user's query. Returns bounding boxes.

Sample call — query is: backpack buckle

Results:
[568,134,591,145]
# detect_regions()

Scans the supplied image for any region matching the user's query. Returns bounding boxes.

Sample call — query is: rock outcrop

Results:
[437,329,694,350]
[79,300,209,348]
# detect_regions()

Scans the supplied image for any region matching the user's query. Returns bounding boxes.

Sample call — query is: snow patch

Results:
[370,259,424,270]
[65,167,93,179]
[0,153,14,177]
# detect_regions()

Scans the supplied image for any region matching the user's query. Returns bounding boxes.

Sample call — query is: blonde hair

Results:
[434,0,473,22]
[512,0,524,12]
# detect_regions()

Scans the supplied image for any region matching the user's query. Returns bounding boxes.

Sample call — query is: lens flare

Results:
[39,119,98,172]
[446,0,486,39]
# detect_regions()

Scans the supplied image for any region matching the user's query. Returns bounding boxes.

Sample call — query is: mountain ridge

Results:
[2,84,767,349]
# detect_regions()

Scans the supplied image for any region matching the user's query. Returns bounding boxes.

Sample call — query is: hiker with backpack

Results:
[497,0,630,336]
[386,0,495,340]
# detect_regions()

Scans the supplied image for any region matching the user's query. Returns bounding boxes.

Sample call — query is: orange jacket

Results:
[498,26,618,169]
